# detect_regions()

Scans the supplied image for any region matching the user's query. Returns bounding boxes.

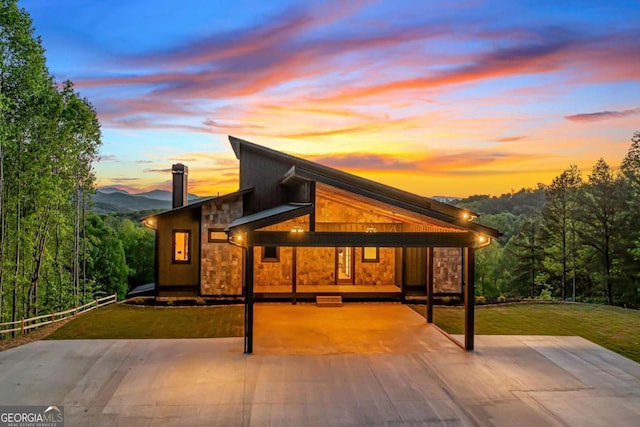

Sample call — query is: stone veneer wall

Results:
[200,197,244,295]
[296,247,335,285]
[254,246,293,288]
[433,247,462,293]
[355,247,395,285]
[315,195,388,223]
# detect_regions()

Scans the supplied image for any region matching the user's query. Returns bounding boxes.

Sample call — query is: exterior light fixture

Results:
[291,225,304,233]
[476,235,490,247]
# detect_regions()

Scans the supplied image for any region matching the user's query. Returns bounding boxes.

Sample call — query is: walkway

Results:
[0,304,639,426]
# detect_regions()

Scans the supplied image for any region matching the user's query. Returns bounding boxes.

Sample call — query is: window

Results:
[208,228,227,243]
[173,230,190,263]
[336,247,354,284]
[262,246,280,262]
[362,247,379,262]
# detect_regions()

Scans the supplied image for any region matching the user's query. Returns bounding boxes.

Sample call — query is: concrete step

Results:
[316,295,343,307]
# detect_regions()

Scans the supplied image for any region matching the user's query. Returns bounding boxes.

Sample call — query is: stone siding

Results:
[200,197,244,295]
[296,247,335,285]
[254,246,293,288]
[355,247,395,285]
[433,247,462,293]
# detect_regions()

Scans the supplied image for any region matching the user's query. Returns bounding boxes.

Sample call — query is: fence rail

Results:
[0,294,117,336]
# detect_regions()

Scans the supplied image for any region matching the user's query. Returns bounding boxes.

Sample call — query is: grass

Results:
[411,302,640,363]
[45,304,244,340]
[43,301,640,364]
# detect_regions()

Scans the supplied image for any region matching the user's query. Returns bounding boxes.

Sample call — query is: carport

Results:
[227,211,485,354]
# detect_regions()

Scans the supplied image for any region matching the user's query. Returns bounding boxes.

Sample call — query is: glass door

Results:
[336,247,355,284]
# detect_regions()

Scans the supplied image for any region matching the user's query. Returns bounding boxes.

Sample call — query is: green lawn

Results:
[45,304,244,340]
[45,302,640,364]
[411,303,640,363]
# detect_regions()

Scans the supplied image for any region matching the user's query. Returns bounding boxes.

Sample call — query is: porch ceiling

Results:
[316,183,462,231]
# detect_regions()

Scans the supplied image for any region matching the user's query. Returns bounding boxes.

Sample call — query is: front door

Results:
[336,247,355,284]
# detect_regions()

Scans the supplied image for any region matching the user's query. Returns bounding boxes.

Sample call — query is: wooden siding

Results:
[156,207,201,294]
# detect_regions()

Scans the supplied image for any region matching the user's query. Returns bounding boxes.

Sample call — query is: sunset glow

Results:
[22,0,640,197]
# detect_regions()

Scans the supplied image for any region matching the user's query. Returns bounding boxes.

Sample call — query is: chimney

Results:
[172,163,188,208]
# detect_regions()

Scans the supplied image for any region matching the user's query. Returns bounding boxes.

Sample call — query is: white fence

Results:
[0,294,117,337]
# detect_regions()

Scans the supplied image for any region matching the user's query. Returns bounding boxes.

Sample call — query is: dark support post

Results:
[292,247,297,305]
[427,247,434,323]
[244,246,254,354]
[400,248,407,303]
[464,247,475,351]
[309,182,316,232]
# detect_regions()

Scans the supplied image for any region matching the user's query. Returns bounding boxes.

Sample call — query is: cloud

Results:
[98,154,120,162]
[318,30,577,103]
[144,168,172,173]
[310,153,421,171]
[308,150,538,174]
[496,136,527,142]
[110,177,140,182]
[564,108,640,122]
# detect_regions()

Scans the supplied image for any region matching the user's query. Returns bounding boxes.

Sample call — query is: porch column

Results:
[244,246,254,354]
[464,247,475,351]
[426,247,434,323]
[292,246,297,305]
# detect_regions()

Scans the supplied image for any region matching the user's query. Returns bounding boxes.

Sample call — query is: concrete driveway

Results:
[1,303,639,426]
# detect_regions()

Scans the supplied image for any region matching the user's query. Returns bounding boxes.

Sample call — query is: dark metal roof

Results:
[229,136,500,238]
[126,282,155,298]
[226,203,313,232]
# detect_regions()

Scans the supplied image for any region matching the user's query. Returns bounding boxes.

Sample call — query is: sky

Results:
[19,0,640,198]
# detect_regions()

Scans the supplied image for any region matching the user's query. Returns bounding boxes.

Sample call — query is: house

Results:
[142,136,500,353]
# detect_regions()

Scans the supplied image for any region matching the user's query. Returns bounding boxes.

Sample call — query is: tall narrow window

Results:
[173,230,190,263]
[336,247,355,284]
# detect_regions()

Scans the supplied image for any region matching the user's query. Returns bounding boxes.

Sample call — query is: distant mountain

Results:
[93,189,203,214]
[136,189,201,202]
[97,186,130,195]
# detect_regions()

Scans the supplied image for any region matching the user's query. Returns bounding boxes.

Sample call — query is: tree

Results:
[541,165,582,300]
[619,131,640,307]
[576,159,626,305]
[110,217,155,289]
[503,215,544,298]
[1,2,102,326]
[85,215,128,299]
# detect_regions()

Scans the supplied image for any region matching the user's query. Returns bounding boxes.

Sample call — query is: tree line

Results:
[463,131,640,308]
[0,1,153,328]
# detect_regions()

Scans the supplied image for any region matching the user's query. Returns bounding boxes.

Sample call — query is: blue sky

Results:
[20,0,640,197]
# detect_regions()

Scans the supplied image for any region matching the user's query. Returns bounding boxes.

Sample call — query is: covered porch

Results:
[228,220,482,353]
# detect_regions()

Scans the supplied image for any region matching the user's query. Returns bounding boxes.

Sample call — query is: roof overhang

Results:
[141,188,254,229]
[225,203,313,233]
[280,165,499,238]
